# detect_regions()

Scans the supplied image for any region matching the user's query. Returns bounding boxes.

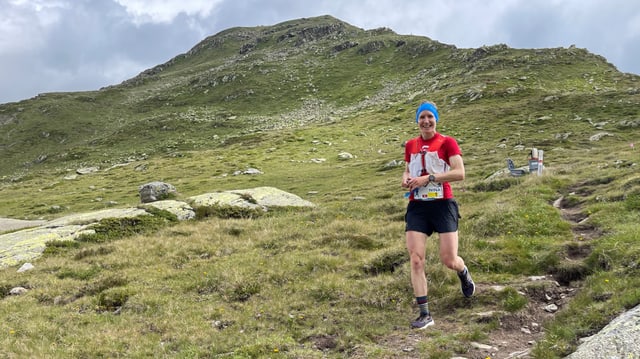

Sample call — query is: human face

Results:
[417,110,437,138]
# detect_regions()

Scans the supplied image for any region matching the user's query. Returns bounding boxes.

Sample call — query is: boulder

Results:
[139,182,177,203]
[189,186,315,210]
[0,187,313,269]
[0,208,149,269]
[566,304,640,358]
[141,200,196,221]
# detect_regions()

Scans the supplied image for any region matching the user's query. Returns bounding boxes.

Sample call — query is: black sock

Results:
[416,295,429,315]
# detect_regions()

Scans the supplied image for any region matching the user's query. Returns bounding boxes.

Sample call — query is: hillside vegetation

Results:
[1,15,640,358]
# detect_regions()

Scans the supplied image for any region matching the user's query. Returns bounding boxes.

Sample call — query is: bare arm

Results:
[406,154,465,190]
[434,154,465,183]
[401,163,411,188]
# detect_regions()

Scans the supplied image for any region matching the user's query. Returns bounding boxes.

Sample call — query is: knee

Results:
[409,253,425,270]
[441,256,457,270]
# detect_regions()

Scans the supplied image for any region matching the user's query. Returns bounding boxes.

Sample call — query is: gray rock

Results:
[0,188,313,269]
[141,200,195,221]
[17,262,34,272]
[0,208,149,269]
[243,168,263,175]
[566,304,640,358]
[470,341,497,351]
[189,186,315,210]
[589,132,613,141]
[76,167,99,175]
[10,287,28,295]
[0,218,47,233]
[233,168,263,176]
[139,181,177,203]
[383,159,403,169]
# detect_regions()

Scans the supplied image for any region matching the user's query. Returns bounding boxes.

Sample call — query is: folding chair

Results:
[507,158,527,177]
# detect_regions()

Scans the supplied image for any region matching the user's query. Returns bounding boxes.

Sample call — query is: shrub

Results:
[229,281,261,302]
[96,287,133,311]
[471,178,521,192]
[363,248,407,275]
[76,215,172,243]
[499,287,528,312]
[195,204,264,219]
[43,240,80,256]
[624,190,640,211]
[551,261,592,285]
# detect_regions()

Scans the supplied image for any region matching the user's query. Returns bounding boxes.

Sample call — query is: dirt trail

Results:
[366,182,602,359]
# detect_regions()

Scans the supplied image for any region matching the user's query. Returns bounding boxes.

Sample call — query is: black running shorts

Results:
[405,199,460,236]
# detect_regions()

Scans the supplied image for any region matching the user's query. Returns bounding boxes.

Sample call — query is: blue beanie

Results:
[415,103,439,123]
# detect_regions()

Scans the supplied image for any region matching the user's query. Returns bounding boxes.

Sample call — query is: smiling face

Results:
[417,110,437,139]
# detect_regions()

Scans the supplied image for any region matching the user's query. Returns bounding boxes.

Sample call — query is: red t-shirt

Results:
[404,133,462,200]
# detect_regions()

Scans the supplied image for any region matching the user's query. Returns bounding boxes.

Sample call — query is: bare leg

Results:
[440,231,475,297]
[406,230,428,296]
[438,231,465,272]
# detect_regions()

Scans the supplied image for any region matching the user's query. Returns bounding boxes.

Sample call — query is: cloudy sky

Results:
[1,0,639,104]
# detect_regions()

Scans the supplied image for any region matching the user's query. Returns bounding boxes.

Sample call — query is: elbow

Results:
[453,169,465,182]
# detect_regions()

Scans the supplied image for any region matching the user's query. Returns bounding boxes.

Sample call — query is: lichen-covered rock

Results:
[0,208,150,269]
[141,200,195,221]
[0,218,47,233]
[189,186,315,210]
[566,304,640,358]
[46,208,149,226]
[230,187,315,208]
[0,224,87,268]
[0,187,313,269]
[189,191,261,209]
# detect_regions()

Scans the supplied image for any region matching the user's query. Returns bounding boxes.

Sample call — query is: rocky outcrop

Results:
[140,200,195,221]
[0,187,314,269]
[189,186,315,211]
[0,208,149,268]
[566,304,640,358]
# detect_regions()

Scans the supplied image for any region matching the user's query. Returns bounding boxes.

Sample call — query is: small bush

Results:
[43,240,80,256]
[74,246,115,260]
[96,287,133,311]
[195,204,264,219]
[0,282,13,299]
[363,248,407,275]
[80,275,128,297]
[308,283,341,302]
[471,178,521,192]
[143,207,179,222]
[551,261,592,285]
[76,215,171,243]
[229,281,261,302]
[499,287,528,312]
[624,190,640,211]
[56,265,102,280]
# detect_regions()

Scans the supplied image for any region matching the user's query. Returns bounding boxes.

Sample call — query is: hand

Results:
[402,176,411,188]
[407,176,425,191]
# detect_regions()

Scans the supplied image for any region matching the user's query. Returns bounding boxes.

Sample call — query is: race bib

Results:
[414,182,444,201]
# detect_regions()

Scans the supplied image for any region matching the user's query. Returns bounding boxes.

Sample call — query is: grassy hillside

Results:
[1,15,640,358]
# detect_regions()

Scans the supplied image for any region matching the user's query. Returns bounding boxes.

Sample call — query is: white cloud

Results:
[114,0,223,24]
[0,0,68,53]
